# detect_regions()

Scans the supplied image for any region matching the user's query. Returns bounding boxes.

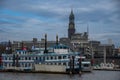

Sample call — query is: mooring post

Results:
[72,56,75,74]
[16,54,19,67]
[12,54,16,67]
[79,56,82,75]
[0,54,2,68]
[69,57,72,75]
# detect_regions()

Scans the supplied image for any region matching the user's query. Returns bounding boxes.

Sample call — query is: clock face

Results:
[70,24,74,29]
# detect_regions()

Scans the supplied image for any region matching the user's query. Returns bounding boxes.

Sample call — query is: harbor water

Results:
[0,70,120,80]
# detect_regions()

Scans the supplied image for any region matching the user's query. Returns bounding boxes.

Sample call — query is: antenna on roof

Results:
[87,23,89,36]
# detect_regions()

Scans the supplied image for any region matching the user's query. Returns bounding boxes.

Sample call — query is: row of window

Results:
[2,62,68,67]
[3,55,68,61]
[2,63,33,67]
[45,62,68,66]
[17,51,27,54]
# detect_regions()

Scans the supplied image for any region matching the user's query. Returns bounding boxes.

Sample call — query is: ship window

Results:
[51,63,53,65]
[58,63,61,65]
[9,63,10,67]
[63,56,66,59]
[58,56,61,59]
[51,57,53,60]
[83,64,89,67]
[25,57,27,60]
[4,57,6,60]
[60,46,62,49]
[30,63,32,66]
[2,63,4,66]
[54,56,56,59]
[25,63,27,67]
[64,47,67,49]
[55,63,56,65]
[39,57,41,61]
[21,63,22,67]
[21,63,24,67]
[68,62,72,66]
[36,57,38,60]
[29,57,31,60]
[43,57,45,60]
[28,63,30,67]
[47,57,49,60]
[5,63,7,66]
[63,63,66,65]
[11,63,12,66]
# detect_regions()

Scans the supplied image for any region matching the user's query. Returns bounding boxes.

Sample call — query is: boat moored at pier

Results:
[0,43,92,73]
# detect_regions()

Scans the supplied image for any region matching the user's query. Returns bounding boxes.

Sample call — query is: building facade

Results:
[10,9,115,57]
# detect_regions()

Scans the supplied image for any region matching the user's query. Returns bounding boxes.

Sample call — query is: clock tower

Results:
[68,9,75,39]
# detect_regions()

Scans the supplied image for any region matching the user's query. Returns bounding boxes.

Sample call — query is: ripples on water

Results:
[0,71,120,80]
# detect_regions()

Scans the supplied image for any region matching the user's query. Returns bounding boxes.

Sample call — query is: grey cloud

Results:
[1,0,118,24]
[0,0,120,42]
[0,29,6,33]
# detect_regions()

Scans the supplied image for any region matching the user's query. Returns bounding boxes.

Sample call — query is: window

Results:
[28,63,30,67]
[39,57,41,61]
[58,56,61,59]
[47,57,49,60]
[63,56,66,59]
[29,57,31,60]
[83,64,89,67]
[54,56,57,59]
[63,63,66,65]
[43,57,45,60]
[4,63,7,66]
[60,46,62,49]
[9,57,11,60]
[25,63,27,67]
[51,56,53,60]
[36,57,38,60]
[9,63,11,67]
[25,57,27,60]
[58,63,61,65]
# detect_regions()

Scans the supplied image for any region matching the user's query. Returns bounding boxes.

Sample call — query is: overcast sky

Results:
[0,0,120,46]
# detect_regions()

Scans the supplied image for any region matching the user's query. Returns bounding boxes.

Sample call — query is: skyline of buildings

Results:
[0,10,117,58]
[0,0,120,47]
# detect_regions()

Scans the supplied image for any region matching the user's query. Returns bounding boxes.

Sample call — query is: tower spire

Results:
[69,9,74,23]
[68,9,75,39]
[71,8,73,15]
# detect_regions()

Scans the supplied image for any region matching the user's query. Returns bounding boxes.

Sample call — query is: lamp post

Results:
[90,41,94,66]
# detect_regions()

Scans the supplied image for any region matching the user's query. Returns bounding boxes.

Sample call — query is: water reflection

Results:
[0,71,120,80]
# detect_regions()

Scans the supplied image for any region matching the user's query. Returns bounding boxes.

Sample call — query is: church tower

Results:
[68,9,75,39]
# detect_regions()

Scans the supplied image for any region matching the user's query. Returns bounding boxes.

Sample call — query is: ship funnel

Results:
[44,34,48,53]
[56,34,59,45]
